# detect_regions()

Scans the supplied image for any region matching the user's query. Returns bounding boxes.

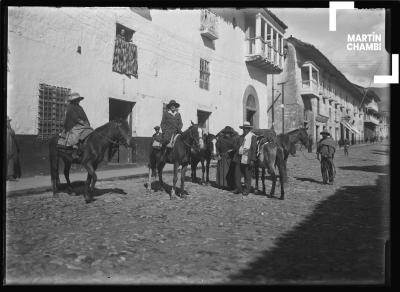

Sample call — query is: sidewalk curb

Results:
[6,165,217,198]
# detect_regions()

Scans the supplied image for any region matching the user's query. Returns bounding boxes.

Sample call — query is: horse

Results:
[146,122,202,199]
[276,127,310,183]
[190,132,218,185]
[254,137,287,199]
[49,120,132,203]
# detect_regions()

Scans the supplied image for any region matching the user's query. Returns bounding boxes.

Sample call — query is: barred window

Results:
[199,58,210,90]
[38,84,70,140]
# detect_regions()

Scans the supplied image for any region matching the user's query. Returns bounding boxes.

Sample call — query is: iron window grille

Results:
[38,83,70,140]
[199,58,210,90]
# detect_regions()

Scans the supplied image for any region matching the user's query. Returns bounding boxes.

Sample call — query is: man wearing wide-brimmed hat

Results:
[62,92,93,159]
[317,128,337,184]
[160,99,183,150]
[232,121,258,196]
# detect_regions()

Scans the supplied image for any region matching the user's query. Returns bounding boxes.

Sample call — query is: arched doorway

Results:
[243,85,260,128]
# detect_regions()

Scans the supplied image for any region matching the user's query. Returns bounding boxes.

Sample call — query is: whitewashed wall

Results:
[7,7,270,137]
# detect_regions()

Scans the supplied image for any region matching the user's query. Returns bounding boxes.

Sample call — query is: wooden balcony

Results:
[200,9,218,40]
[364,114,380,125]
[300,79,319,99]
[245,37,283,74]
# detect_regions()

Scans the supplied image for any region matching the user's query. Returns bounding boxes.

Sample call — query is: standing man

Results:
[62,92,93,159]
[233,122,258,196]
[151,126,163,149]
[7,116,21,180]
[316,129,337,184]
[160,100,183,159]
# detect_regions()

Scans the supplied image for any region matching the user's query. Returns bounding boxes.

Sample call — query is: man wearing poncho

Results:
[317,128,337,184]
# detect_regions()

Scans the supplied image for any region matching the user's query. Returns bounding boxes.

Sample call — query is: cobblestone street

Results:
[5,143,390,284]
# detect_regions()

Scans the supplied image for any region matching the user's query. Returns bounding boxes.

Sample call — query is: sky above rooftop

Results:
[270,8,390,88]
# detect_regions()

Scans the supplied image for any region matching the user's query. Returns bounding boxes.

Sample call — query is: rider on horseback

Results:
[160,100,183,160]
[60,92,93,159]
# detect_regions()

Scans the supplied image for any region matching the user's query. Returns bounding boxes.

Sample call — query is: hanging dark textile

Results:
[112,38,138,77]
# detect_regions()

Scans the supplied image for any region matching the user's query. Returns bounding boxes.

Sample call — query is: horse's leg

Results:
[170,163,179,200]
[201,159,205,185]
[205,158,210,185]
[191,161,196,183]
[261,167,266,195]
[82,161,96,203]
[180,164,188,198]
[158,162,165,191]
[277,159,285,200]
[254,164,259,192]
[89,162,98,192]
[147,165,153,192]
[268,162,276,197]
[63,159,74,195]
[50,148,60,196]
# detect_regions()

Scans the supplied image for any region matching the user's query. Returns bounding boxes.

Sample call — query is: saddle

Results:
[167,133,180,148]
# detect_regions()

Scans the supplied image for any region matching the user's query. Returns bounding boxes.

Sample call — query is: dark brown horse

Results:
[276,127,310,182]
[49,120,132,203]
[190,132,218,185]
[146,123,202,199]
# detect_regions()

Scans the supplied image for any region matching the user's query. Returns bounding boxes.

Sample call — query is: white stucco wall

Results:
[7,7,271,137]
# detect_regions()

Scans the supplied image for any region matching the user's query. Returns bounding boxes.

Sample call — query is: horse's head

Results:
[297,127,310,149]
[112,118,132,147]
[183,123,202,153]
[205,133,219,160]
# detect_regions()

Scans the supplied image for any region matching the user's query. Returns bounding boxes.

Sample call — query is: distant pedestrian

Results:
[7,116,21,180]
[317,129,336,185]
[343,138,350,156]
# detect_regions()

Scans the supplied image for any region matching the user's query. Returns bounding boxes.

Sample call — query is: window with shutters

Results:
[199,58,210,90]
[112,23,138,78]
[38,84,70,140]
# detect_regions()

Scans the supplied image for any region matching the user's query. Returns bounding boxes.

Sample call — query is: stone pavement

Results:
[5,143,390,284]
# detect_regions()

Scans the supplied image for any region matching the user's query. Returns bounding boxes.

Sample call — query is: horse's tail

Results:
[49,136,60,191]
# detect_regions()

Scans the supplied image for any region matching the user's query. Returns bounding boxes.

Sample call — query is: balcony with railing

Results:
[200,9,218,40]
[300,63,319,99]
[364,113,380,125]
[244,13,284,74]
[365,99,379,114]
[245,37,283,73]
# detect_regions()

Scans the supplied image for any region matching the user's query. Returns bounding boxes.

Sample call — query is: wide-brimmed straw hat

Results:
[320,129,331,136]
[67,92,84,102]
[166,99,180,109]
[239,121,253,129]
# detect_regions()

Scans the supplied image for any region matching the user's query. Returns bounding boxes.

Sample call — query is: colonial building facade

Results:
[272,36,365,147]
[7,7,286,174]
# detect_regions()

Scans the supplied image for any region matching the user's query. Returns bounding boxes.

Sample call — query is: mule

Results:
[254,138,286,199]
[190,132,218,185]
[276,127,309,183]
[146,123,202,199]
[49,120,132,203]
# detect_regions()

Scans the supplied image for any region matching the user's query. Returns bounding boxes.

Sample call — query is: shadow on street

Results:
[339,165,389,174]
[227,173,389,284]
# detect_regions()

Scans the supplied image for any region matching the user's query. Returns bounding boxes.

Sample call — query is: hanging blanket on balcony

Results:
[112,38,138,78]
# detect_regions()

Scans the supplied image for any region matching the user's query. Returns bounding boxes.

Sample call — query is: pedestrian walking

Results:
[343,138,350,156]
[7,116,21,180]
[233,122,258,196]
[316,129,336,185]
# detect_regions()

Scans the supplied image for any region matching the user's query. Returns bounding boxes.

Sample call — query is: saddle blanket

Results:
[57,124,93,147]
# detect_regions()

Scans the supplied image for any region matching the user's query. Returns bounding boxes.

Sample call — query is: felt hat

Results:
[166,99,180,109]
[320,128,331,136]
[67,92,84,102]
[154,125,160,130]
[239,121,253,129]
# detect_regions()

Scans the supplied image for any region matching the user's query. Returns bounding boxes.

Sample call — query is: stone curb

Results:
[6,165,216,198]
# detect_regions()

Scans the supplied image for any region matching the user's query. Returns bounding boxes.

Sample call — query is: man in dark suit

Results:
[232,121,258,196]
